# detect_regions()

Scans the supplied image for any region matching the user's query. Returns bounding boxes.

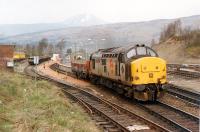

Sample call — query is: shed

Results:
[0,45,15,68]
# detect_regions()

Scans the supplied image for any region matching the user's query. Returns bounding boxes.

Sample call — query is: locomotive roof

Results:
[98,44,146,54]
[91,44,158,59]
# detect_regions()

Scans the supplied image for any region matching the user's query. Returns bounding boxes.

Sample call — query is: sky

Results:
[0,0,200,24]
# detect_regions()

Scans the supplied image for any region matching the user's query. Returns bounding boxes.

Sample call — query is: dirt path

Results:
[37,61,100,95]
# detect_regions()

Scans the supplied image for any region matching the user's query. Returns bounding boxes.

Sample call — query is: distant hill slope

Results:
[0,23,67,37]
[0,15,199,48]
[0,14,106,37]
[152,38,200,64]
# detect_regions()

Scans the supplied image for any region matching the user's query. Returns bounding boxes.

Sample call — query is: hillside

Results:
[0,14,106,37]
[0,15,199,49]
[0,23,67,37]
[152,38,200,64]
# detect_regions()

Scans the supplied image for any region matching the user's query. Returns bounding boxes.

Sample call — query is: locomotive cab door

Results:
[118,53,126,81]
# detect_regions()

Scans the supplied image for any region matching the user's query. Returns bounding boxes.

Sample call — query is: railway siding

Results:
[32,64,170,132]
[140,102,199,132]
[52,62,200,105]
[25,61,200,132]
[166,83,200,105]
[167,63,200,79]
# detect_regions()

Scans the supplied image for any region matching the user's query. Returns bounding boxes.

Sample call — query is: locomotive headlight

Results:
[163,67,166,71]
[134,76,140,80]
[161,75,166,79]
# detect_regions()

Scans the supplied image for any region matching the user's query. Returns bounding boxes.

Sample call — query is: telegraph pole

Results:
[75,43,77,59]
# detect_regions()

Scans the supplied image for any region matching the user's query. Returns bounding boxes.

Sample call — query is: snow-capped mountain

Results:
[0,14,106,37]
[62,14,106,27]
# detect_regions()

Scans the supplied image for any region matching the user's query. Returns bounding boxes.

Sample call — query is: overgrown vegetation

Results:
[159,20,182,42]
[159,20,200,56]
[185,30,200,57]
[15,38,67,57]
[0,71,99,132]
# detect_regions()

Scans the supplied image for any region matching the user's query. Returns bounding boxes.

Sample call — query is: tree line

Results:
[23,38,67,57]
[159,19,200,47]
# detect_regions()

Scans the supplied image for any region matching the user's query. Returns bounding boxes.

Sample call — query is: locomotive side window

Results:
[137,47,147,55]
[104,66,107,73]
[92,59,95,69]
[115,62,118,76]
[119,53,125,63]
[101,59,106,65]
[127,48,136,58]
[147,48,157,57]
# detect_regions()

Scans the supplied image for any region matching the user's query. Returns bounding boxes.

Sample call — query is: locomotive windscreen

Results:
[126,46,158,59]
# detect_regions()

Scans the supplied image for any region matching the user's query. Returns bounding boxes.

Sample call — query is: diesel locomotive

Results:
[71,44,167,101]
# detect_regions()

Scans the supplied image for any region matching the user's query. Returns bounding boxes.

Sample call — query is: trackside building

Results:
[0,45,15,69]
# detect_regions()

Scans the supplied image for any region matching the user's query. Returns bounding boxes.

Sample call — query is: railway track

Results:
[49,63,66,74]
[62,87,169,132]
[24,66,50,80]
[167,84,200,105]
[167,64,200,79]
[167,70,200,79]
[138,101,199,132]
[25,65,171,132]
[24,66,38,77]
[48,63,200,131]
[167,64,200,72]
[51,63,200,106]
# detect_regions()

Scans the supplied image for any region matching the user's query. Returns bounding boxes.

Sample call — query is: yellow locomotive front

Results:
[126,46,167,101]
[131,57,167,101]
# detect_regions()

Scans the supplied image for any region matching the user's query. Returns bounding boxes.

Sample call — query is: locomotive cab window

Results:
[135,47,158,57]
[137,47,147,55]
[147,48,157,57]
[127,48,136,58]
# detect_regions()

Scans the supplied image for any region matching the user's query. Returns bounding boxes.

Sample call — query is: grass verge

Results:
[0,70,100,132]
